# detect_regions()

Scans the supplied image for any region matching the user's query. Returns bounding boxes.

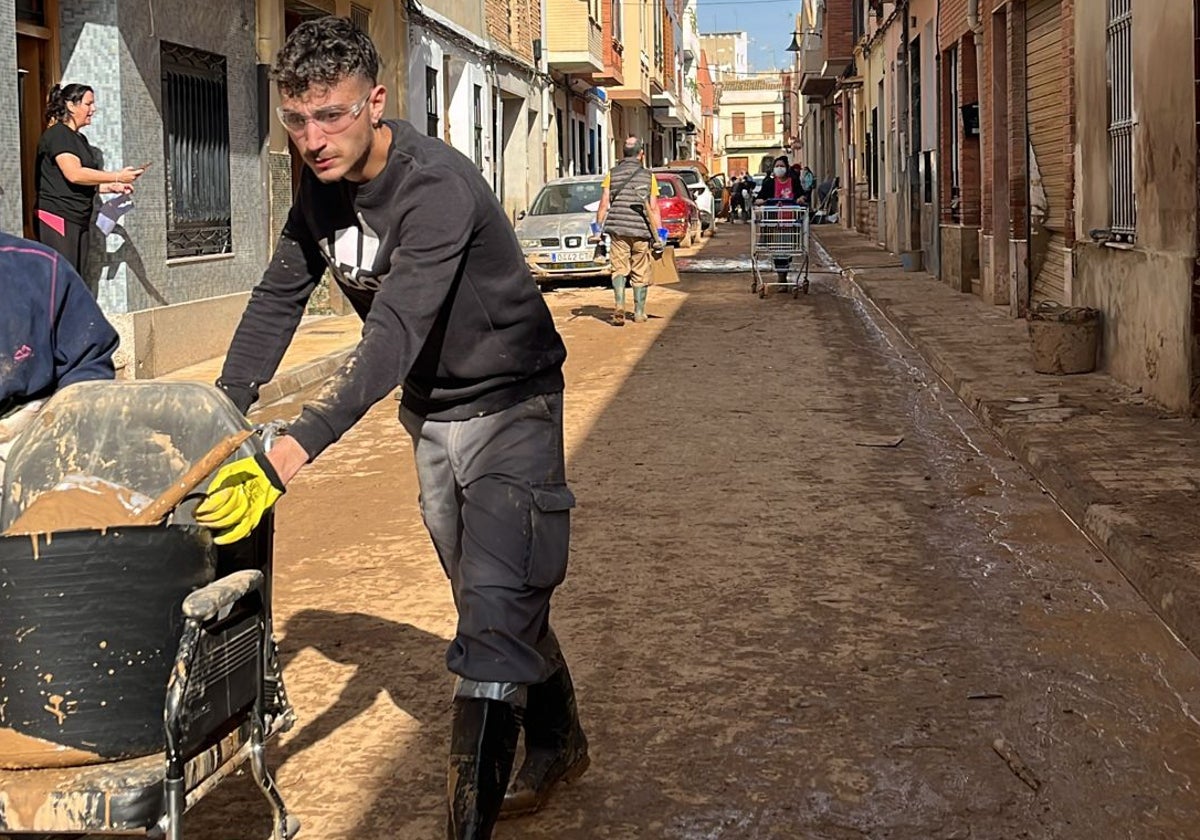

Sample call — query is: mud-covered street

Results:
[185,226,1200,839]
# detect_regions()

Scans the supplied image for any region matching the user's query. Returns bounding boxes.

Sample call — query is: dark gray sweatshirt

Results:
[217,120,567,459]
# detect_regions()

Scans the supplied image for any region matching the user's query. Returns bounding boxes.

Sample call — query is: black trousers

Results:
[37,212,90,279]
[400,393,575,686]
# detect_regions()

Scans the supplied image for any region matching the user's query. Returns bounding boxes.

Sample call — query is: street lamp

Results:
[785,30,822,53]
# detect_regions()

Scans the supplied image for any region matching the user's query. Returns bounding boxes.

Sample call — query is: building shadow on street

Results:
[272,608,448,766]
[181,608,449,836]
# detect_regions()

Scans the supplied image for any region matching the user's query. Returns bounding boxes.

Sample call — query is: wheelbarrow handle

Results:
[130,430,254,525]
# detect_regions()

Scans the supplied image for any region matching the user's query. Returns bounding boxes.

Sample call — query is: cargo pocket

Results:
[527,483,576,588]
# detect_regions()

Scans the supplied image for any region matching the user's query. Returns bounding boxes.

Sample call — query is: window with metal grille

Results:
[349,4,369,33]
[161,42,232,259]
[1107,0,1134,242]
[425,66,438,138]
[473,85,484,169]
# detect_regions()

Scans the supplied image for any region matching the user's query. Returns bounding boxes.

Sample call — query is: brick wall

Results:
[1006,7,1027,240]
[939,47,954,222]
[960,32,981,226]
[486,0,538,65]
[855,181,871,233]
[1061,0,1075,244]
[978,2,1032,243]
[939,0,969,48]
[980,13,994,230]
[937,1,982,229]
[823,0,854,62]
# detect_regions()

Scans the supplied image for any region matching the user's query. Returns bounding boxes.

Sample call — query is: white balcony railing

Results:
[724,132,783,147]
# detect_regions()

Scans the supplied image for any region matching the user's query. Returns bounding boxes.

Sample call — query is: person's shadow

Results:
[182,608,450,836]
[273,608,449,768]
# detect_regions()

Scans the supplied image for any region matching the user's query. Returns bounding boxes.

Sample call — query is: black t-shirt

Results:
[35,123,99,224]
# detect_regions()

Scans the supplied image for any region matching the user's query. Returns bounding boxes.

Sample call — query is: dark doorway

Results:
[16,0,58,240]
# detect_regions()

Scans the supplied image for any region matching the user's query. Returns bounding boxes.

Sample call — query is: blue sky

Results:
[696,0,800,73]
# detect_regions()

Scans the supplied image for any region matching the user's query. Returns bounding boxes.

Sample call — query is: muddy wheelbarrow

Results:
[0,382,297,839]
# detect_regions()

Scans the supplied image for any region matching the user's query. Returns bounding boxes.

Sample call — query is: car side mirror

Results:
[517,210,527,220]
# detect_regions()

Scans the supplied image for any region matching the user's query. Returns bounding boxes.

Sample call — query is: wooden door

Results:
[17,34,51,239]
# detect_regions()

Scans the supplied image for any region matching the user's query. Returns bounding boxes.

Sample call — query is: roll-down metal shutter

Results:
[1026,0,1068,304]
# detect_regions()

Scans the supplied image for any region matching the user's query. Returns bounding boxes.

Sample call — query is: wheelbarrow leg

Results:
[164,773,185,840]
[249,714,298,838]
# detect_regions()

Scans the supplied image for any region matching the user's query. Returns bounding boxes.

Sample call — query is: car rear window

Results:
[675,170,701,186]
[529,181,604,215]
[657,179,678,198]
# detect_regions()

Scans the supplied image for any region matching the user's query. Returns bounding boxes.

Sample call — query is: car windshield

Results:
[529,181,603,215]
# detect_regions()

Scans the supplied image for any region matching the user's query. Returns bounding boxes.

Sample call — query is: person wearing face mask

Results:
[754,156,808,286]
[35,83,146,282]
[755,155,805,206]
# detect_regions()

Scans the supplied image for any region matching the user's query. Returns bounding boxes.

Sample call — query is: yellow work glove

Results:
[194,453,285,545]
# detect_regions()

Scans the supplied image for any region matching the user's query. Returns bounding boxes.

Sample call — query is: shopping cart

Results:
[750,199,811,298]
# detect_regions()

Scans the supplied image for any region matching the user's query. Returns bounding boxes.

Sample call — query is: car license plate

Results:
[551,250,590,263]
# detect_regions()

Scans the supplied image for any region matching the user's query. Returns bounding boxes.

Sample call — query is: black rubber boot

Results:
[500,662,590,818]
[446,698,522,839]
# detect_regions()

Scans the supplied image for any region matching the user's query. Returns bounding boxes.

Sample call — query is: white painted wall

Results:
[407,24,493,186]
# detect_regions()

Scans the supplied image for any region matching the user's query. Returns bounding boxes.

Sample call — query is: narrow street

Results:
[188,224,1200,839]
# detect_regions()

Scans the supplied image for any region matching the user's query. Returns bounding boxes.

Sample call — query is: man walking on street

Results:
[195,17,588,839]
[595,137,664,326]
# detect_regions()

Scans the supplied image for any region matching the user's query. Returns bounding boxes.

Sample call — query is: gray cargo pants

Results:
[400,392,575,695]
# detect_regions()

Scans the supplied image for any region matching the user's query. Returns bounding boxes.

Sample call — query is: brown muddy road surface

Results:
[177,226,1200,839]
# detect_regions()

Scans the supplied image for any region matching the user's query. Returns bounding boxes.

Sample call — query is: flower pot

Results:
[1026,302,1101,375]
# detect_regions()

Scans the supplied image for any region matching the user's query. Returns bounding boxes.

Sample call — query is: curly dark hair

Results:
[272,16,379,97]
[46,83,94,124]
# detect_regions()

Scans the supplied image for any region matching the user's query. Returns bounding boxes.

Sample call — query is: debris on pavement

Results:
[992,737,1041,793]
[855,435,905,448]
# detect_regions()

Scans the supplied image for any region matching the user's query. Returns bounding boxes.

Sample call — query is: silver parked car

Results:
[516,175,611,285]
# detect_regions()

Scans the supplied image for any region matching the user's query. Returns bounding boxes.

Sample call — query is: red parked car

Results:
[653,171,703,248]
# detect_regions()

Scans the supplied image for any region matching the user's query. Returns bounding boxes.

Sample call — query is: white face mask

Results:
[774,166,787,177]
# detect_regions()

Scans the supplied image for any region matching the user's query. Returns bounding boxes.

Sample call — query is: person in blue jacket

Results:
[0,231,118,483]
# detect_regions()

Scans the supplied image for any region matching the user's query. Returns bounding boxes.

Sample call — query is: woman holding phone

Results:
[35,83,147,279]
